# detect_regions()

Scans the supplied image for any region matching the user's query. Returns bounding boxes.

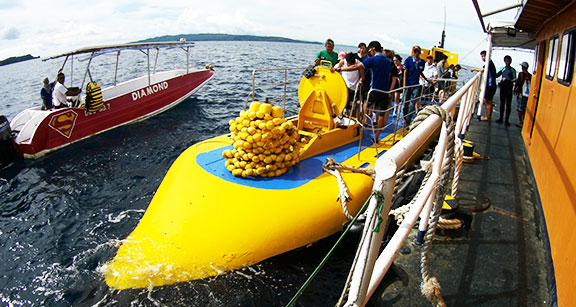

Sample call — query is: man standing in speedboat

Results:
[333,41,396,142]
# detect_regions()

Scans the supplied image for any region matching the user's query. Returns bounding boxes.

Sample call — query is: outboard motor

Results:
[0,115,18,165]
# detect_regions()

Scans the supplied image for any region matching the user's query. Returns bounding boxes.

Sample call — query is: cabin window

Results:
[557,29,575,86]
[545,35,559,80]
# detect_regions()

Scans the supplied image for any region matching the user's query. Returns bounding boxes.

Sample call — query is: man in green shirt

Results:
[315,38,339,67]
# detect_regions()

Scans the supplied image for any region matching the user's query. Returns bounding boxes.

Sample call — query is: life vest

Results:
[85,81,103,112]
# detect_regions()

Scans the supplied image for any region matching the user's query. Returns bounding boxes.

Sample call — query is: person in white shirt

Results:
[52,72,69,108]
[420,55,437,101]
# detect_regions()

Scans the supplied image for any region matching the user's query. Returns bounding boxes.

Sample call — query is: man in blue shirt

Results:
[471,50,497,120]
[402,46,427,127]
[334,41,396,142]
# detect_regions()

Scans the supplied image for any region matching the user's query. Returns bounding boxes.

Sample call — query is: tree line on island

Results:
[1,34,318,66]
[0,54,39,67]
[135,33,318,44]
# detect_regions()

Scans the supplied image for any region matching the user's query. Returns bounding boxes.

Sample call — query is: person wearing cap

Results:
[332,41,396,142]
[315,39,339,67]
[402,45,428,127]
[514,61,532,127]
[495,55,517,126]
[471,50,497,121]
[421,54,438,101]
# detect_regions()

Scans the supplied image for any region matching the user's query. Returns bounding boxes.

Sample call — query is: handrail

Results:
[246,67,308,114]
[340,72,482,306]
[356,79,466,159]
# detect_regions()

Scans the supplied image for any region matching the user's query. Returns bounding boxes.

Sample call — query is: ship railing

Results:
[356,78,466,158]
[339,72,482,306]
[245,67,307,116]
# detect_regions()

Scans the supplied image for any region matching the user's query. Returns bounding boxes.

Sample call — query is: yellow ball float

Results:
[225,101,302,177]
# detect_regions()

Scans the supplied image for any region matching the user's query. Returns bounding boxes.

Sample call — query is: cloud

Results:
[2,27,19,40]
[0,0,535,67]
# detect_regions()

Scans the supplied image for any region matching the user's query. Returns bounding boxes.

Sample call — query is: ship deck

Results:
[369,110,555,306]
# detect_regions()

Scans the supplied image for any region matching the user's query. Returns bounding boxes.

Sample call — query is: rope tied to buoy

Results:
[322,157,376,220]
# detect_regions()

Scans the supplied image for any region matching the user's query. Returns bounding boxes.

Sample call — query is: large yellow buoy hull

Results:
[103,133,381,289]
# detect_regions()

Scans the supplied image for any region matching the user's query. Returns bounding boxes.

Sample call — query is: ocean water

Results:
[0,41,371,306]
[0,41,476,306]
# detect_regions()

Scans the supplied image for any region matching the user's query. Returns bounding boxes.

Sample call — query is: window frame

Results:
[545,35,559,80]
[557,27,576,86]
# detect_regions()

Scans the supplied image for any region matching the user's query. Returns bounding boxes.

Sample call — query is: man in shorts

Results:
[471,50,497,120]
[333,41,396,142]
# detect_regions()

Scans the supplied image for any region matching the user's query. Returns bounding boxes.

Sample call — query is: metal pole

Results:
[81,52,94,90]
[114,51,120,86]
[186,47,190,74]
[153,47,159,75]
[283,69,288,110]
[482,3,522,17]
[476,32,493,120]
[416,123,448,244]
[146,49,151,86]
[344,157,397,306]
[70,55,73,86]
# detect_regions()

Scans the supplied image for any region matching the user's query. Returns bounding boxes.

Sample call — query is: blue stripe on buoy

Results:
[196,137,365,190]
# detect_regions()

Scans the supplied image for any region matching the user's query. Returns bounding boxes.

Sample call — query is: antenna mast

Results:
[439,6,446,48]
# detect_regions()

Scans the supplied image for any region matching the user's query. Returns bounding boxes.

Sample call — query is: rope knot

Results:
[421,277,447,307]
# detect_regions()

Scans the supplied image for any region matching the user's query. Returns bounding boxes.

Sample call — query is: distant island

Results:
[136,33,320,45]
[0,54,39,67]
[1,35,318,66]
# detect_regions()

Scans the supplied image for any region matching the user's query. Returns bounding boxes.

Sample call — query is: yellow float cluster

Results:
[223,101,301,177]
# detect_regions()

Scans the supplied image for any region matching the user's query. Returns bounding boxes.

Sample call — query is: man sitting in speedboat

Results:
[52,72,81,108]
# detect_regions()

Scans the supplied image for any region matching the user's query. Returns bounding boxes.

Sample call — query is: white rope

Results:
[389,204,411,225]
[390,160,433,225]
[452,137,463,198]
[323,166,354,221]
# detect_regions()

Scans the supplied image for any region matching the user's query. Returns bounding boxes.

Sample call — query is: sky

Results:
[0,0,535,69]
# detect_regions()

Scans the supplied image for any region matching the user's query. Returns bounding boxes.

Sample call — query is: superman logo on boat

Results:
[49,110,78,138]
